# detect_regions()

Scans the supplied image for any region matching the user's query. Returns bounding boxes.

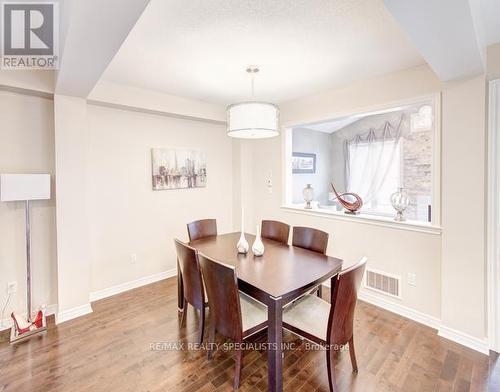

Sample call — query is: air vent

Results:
[364,269,401,298]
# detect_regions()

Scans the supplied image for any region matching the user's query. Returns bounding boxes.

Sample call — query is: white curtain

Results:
[344,116,404,209]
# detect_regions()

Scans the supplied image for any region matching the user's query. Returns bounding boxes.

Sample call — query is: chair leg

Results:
[180,298,187,326]
[317,285,323,299]
[198,307,205,344]
[233,345,243,389]
[207,324,216,360]
[326,347,338,392]
[348,337,358,373]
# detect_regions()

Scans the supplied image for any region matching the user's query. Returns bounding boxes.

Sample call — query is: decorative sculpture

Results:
[252,224,265,256]
[237,207,249,254]
[329,182,363,214]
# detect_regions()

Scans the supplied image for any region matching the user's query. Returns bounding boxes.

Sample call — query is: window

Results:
[348,140,400,215]
[287,98,437,223]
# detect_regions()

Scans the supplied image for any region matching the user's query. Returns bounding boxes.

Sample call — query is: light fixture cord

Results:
[251,72,255,97]
[246,66,258,99]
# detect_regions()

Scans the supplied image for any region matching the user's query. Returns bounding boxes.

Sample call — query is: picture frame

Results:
[292,152,316,174]
[151,148,207,190]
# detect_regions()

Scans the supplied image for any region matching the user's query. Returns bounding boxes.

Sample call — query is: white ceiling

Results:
[479,0,500,47]
[56,0,149,96]
[101,0,424,105]
[384,0,485,81]
[384,0,500,82]
[303,117,361,134]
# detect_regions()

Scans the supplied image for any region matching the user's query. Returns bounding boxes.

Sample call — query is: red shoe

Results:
[32,310,43,328]
[11,312,32,335]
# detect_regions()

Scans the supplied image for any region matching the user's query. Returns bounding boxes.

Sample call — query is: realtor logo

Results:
[1,1,59,69]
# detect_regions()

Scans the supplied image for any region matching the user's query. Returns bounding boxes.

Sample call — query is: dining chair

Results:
[292,226,329,297]
[261,220,290,245]
[198,253,268,389]
[292,226,329,254]
[187,218,217,242]
[174,239,209,344]
[283,257,367,392]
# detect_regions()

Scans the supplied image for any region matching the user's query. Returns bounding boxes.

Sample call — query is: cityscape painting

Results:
[151,148,207,190]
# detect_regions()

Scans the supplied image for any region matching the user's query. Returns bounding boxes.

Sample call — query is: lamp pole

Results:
[25,200,32,321]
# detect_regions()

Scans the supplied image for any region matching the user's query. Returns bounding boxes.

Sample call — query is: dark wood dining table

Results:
[181,232,343,392]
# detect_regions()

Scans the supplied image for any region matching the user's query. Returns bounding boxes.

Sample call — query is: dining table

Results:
[181,232,343,392]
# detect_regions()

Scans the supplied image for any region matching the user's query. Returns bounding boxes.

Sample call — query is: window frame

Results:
[282,94,441,229]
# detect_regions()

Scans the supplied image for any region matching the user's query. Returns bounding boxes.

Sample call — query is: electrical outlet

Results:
[7,281,17,294]
[407,273,417,287]
[130,253,137,264]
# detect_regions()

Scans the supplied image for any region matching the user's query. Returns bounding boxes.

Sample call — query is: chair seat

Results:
[283,294,330,341]
[239,292,267,332]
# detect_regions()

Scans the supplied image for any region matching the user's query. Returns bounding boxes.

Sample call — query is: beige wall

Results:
[487,44,500,81]
[441,75,487,338]
[238,65,488,341]
[88,81,226,123]
[54,95,92,319]
[281,65,442,126]
[0,70,54,93]
[86,104,234,292]
[0,91,57,324]
[232,139,257,233]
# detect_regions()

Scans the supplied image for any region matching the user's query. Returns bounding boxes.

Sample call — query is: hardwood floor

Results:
[0,277,497,391]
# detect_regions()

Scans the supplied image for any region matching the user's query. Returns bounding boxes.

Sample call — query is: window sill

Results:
[281,205,442,235]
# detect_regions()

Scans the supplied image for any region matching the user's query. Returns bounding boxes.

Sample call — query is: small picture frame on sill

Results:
[292,152,316,174]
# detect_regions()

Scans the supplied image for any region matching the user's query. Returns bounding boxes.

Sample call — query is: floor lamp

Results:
[0,174,51,342]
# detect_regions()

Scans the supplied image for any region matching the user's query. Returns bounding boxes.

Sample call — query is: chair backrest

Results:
[327,257,367,345]
[292,226,329,254]
[187,219,217,242]
[198,253,243,341]
[174,239,205,310]
[261,220,290,245]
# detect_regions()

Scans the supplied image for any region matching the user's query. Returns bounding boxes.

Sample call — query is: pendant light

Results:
[227,66,279,139]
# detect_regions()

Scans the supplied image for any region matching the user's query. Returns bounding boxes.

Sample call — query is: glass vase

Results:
[303,184,314,209]
[390,187,410,221]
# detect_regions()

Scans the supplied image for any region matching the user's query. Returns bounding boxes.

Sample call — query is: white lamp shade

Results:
[227,101,279,139]
[0,174,51,201]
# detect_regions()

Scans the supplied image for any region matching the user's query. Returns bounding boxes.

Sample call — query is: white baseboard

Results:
[438,325,489,355]
[89,268,177,302]
[56,303,93,325]
[323,282,488,355]
[357,289,441,330]
[0,303,58,331]
[2,270,178,330]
